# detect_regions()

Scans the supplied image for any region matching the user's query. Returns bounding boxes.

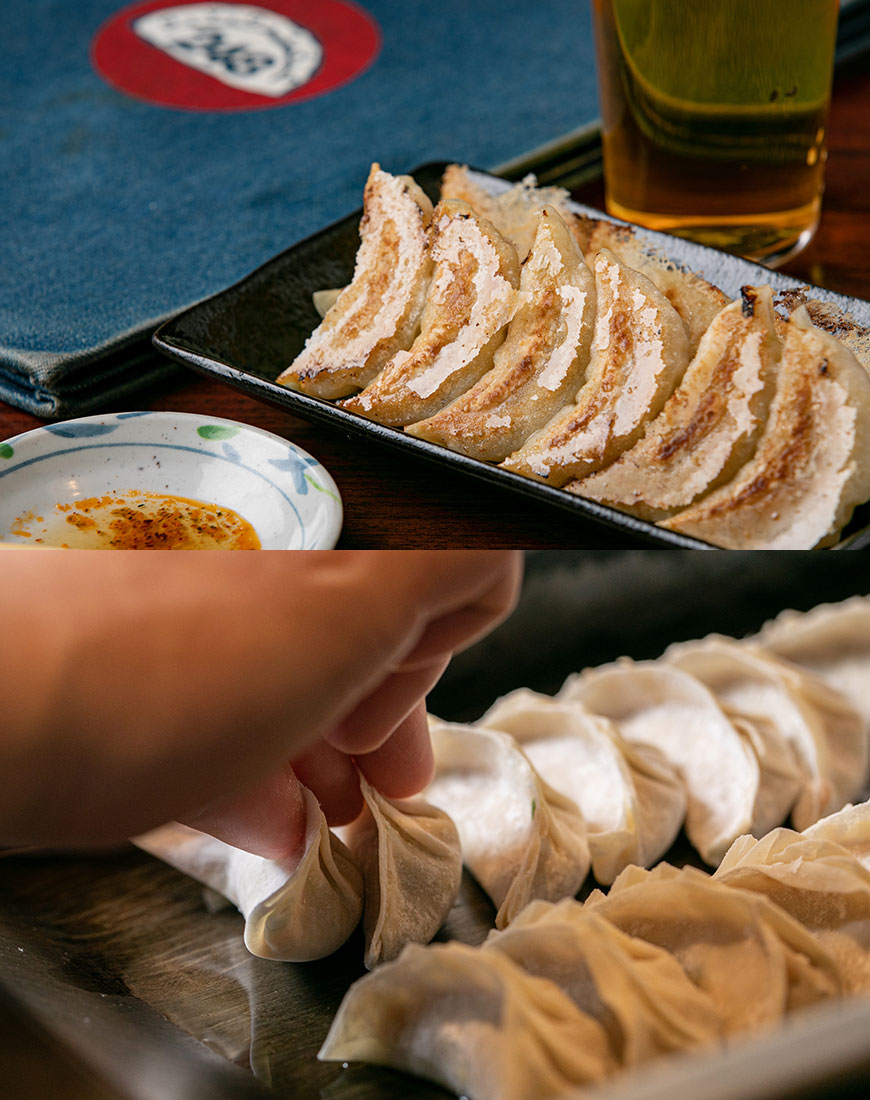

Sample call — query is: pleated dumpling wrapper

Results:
[559,659,762,866]
[665,635,868,830]
[579,215,730,356]
[340,199,521,426]
[713,826,870,994]
[803,799,870,871]
[754,596,870,731]
[501,248,690,486]
[575,286,781,520]
[586,863,842,1033]
[477,688,685,883]
[318,939,616,1100]
[406,205,596,462]
[423,720,591,928]
[483,898,722,1065]
[134,786,363,961]
[335,772,462,970]
[276,164,433,399]
[439,163,587,263]
[660,306,870,548]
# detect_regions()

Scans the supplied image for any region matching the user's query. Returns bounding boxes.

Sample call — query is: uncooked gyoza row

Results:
[135,771,462,969]
[318,800,870,1100]
[420,597,869,927]
[277,164,870,549]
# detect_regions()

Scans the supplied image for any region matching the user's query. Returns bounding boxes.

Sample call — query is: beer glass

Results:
[590,0,839,265]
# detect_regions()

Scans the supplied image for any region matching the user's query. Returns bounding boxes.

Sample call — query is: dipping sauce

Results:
[11,490,261,549]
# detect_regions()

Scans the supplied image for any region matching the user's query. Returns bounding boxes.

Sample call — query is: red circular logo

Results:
[92,0,380,111]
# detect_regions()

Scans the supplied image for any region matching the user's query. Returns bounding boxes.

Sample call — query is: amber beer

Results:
[591,0,839,264]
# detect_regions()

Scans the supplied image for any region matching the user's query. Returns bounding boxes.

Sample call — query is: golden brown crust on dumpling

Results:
[573,286,781,520]
[501,249,691,487]
[339,200,521,427]
[661,307,870,549]
[277,164,433,399]
[406,206,596,462]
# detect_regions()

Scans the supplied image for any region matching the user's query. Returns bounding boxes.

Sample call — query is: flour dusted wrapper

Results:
[318,940,615,1100]
[135,786,363,961]
[424,720,591,927]
[337,773,462,969]
[560,660,759,865]
[484,898,722,1065]
[478,688,684,882]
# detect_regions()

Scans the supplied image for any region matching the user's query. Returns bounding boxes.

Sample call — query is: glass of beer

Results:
[590,0,839,265]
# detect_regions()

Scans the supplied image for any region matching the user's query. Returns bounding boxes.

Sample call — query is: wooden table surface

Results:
[1,68,868,548]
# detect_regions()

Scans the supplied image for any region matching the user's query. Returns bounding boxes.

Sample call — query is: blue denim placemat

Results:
[1,0,600,418]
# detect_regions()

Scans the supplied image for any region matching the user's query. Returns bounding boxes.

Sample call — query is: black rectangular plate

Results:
[153,162,870,550]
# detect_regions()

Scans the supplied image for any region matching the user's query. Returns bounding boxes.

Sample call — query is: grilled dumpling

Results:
[134,787,363,962]
[424,720,591,928]
[406,206,596,462]
[336,772,462,970]
[580,218,730,356]
[660,306,870,548]
[339,199,520,426]
[587,863,841,1030]
[484,899,723,1064]
[276,164,433,399]
[574,286,781,520]
[501,249,690,486]
[559,660,761,866]
[439,163,587,261]
[665,635,868,830]
[477,688,685,883]
[318,940,616,1100]
[754,596,870,730]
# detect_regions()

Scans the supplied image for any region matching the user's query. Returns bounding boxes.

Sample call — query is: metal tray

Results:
[2,551,870,1100]
[152,163,870,551]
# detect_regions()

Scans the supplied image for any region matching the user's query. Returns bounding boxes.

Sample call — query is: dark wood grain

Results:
[2,73,867,549]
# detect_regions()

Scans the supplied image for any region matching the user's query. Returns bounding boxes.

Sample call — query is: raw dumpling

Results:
[574,286,781,520]
[586,864,841,1031]
[803,800,870,871]
[477,688,685,882]
[665,635,868,830]
[340,199,521,426]
[134,786,363,962]
[713,827,870,993]
[407,206,596,462]
[336,772,462,969]
[559,660,760,865]
[754,596,870,730]
[660,306,870,548]
[484,898,723,1064]
[277,164,433,399]
[424,720,591,928]
[318,940,616,1100]
[502,248,690,486]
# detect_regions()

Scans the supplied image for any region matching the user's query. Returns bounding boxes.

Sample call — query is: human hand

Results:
[181,550,522,860]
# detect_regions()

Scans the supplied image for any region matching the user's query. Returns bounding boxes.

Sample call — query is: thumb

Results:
[179,762,307,862]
